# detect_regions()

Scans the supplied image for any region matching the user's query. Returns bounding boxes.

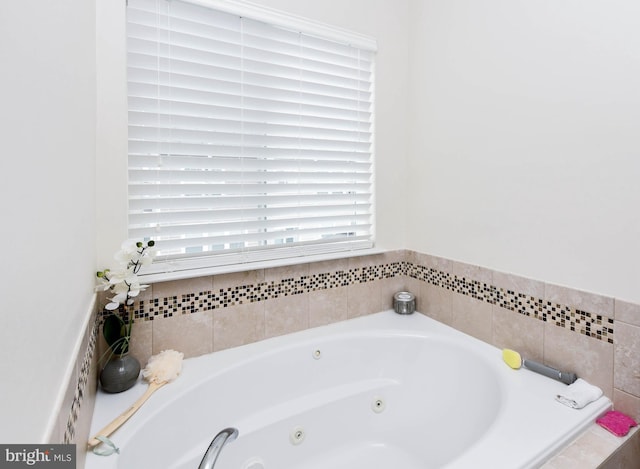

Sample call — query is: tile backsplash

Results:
[53,249,640,467]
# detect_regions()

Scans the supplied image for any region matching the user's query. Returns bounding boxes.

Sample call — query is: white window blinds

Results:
[126,0,375,273]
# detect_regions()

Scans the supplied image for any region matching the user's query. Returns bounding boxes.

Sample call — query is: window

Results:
[126,0,376,274]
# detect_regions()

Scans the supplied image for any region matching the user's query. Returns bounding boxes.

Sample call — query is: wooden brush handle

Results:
[88,381,165,448]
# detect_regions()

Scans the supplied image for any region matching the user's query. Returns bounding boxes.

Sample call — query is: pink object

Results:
[596,410,638,437]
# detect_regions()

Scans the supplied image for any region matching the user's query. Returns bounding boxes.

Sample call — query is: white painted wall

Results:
[407,0,640,303]
[0,1,96,441]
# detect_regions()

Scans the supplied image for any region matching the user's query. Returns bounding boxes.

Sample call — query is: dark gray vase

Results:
[100,353,141,393]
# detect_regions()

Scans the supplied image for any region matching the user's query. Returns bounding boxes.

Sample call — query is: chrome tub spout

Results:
[198,427,239,469]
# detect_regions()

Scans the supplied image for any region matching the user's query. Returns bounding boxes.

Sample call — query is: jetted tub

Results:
[86,310,611,469]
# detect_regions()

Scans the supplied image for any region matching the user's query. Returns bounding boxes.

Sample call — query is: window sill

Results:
[139,247,390,284]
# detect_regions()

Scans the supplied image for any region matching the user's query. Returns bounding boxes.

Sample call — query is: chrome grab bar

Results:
[198,427,239,469]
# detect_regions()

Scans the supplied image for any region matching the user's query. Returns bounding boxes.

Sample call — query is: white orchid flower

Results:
[107,291,128,307]
[113,239,156,271]
[114,240,139,266]
[97,239,155,308]
[104,301,121,311]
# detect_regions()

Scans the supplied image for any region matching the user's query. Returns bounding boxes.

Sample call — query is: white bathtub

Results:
[87,310,611,469]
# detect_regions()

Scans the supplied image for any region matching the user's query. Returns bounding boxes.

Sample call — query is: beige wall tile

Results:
[614,322,640,397]
[492,306,544,362]
[407,250,452,273]
[308,257,349,276]
[407,276,424,310]
[308,287,348,328]
[419,283,452,326]
[348,252,391,270]
[599,428,640,469]
[348,250,404,268]
[381,275,415,311]
[493,270,545,298]
[265,263,309,283]
[213,302,265,352]
[451,260,493,284]
[128,318,153,367]
[153,276,213,300]
[545,284,614,318]
[404,249,421,266]
[348,250,407,269]
[587,424,629,454]
[264,294,309,339]
[152,311,213,358]
[213,269,264,292]
[451,294,493,343]
[615,299,640,327]
[95,333,108,366]
[380,249,407,264]
[612,389,640,424]
[347,280,382,318]
[544,323,613,397]
[542,425,617,469]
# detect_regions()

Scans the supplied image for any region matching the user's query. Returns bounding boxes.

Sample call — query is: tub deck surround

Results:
[86,311,611,469]
[58,249,640,468]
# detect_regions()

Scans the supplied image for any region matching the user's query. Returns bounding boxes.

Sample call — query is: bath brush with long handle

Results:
[88,350,184,448]
[502,349,577,385]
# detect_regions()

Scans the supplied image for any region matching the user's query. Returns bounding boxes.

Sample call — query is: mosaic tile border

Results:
[63,312,99,444]
[110,260,615,344]
[406,263,615,344]
[124,262,406,320]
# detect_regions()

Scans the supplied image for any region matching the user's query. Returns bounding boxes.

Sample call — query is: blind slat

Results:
[130,203,372,226]
[128,169,372,184]
[128,102,371,132]
[129,154,371,172]
[128,141,371,162]
[128,182,371,197]
[129,193,371,211]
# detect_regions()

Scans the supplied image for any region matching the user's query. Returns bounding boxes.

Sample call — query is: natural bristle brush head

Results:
[502,349,523,369]
[142,349,184,384]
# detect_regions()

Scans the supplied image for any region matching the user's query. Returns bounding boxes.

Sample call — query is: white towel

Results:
[555,378,603,409]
